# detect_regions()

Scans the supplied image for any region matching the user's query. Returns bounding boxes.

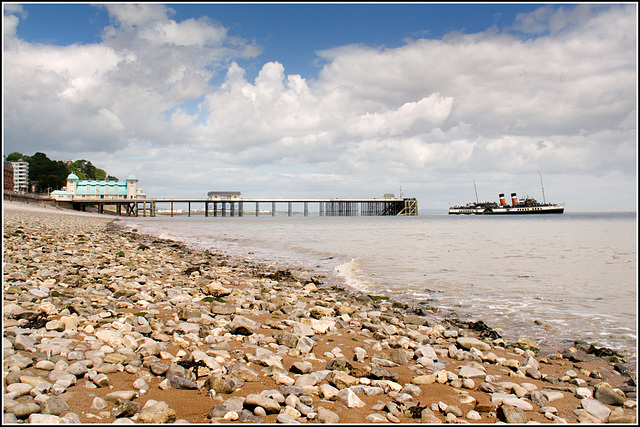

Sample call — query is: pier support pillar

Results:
[256,202,259,216]
[304,202,308,216]
[272,202,276,216]
[239,201,243,217]
[288,202,293,216]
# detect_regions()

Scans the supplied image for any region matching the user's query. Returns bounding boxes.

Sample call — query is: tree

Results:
[27,152,68,193]
[69,159,112,180]
[5,152,25,162]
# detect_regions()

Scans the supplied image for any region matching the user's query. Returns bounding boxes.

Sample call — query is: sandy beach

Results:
[3,200,637,424]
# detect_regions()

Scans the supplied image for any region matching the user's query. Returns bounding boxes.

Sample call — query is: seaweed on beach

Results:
[177,358,208,378]
[183,266,201,276]
[587,344,627,363]
[447,319,502,340]
[259,268,298,282]
[407,403,428,418]
[24,312,48,329]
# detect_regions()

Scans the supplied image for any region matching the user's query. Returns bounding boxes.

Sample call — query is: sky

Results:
[2,3,638,212]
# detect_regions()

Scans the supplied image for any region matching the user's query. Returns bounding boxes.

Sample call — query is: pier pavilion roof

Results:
[75,179,129,197]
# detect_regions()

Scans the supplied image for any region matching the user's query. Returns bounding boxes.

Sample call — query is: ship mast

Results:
[539,173,546,204]
[473,179,479,204]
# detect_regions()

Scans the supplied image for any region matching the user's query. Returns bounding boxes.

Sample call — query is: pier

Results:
[52,197,417,218]
[153,197,417,217]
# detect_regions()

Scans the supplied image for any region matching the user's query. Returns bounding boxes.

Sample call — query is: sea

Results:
[121,211,637,361]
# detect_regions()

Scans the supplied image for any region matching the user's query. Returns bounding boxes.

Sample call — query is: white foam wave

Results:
[335,258,371,292]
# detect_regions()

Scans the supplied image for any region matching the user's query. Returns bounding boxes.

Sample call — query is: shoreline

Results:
[122,210,637,362]
[3,200,637,423]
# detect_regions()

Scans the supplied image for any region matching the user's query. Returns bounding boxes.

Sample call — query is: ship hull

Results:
[449,204,564,215]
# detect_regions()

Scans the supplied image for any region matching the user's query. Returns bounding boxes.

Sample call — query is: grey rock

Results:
[498,405,528,423]
[223,396,246,412]
[289,361,313,374]
[295,336,315,354]
[325,370,359,389]
[595,385,625,406]
[177,307,201,321]
[28,413,61,424]
[319,383,340,401]
[420,407,442,424]
[13,334,37,351]
[169,374,198,390]
[275,332,299,349]
[5,354,33,370]
[581,398,611,421]
[93,373,110,388]
[138,401,176,424]
[366,413,388,422]
[238,409,264,423]
[227,362,260,382]
[3,413,18,424]
[337,388,366,408]
[112,400,142,418]
[609,412,637,423]
[445,405,464,417]
[205,374,236,394]
[207,404,229,419]
[316,406,340,423]
[42,396,70,415]
[228,315,258,335]
[529,390,549,407]
[525,367,542,380]
[6,382,33,396]
[91,397,108,410]
[67,361,89,376]
[149,362,170,376]
[6,402,41,419]
[105,390,138,402]
[369,366,399,382]
[137,341,161,357]
[456,337,491,352]
[210,303,236,315]
[276,413,301,424]
[390,348,409,365]
[244,393,281,414]
[458,365,486,378]
[403,314,430,326]
[309,306,334,319]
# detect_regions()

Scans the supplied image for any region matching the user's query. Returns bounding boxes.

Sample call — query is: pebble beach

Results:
[3,201,637,424]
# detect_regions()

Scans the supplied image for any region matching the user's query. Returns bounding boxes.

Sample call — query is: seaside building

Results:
[4,161,14,193]
[50,173,145,201]
[10,161,29,193]
[207,191,242,200]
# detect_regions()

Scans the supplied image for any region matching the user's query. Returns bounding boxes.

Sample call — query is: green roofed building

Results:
[51,173,145,201]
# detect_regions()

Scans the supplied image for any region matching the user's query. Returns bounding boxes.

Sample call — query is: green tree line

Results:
[5,152,118,193]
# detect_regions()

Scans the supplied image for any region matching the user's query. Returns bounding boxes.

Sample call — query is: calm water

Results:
[121,212,637,358]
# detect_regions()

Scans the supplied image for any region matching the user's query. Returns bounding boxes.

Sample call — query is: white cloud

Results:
[3,4,636,211]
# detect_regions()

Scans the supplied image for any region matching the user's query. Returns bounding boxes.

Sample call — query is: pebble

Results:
[2,203,637,424]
